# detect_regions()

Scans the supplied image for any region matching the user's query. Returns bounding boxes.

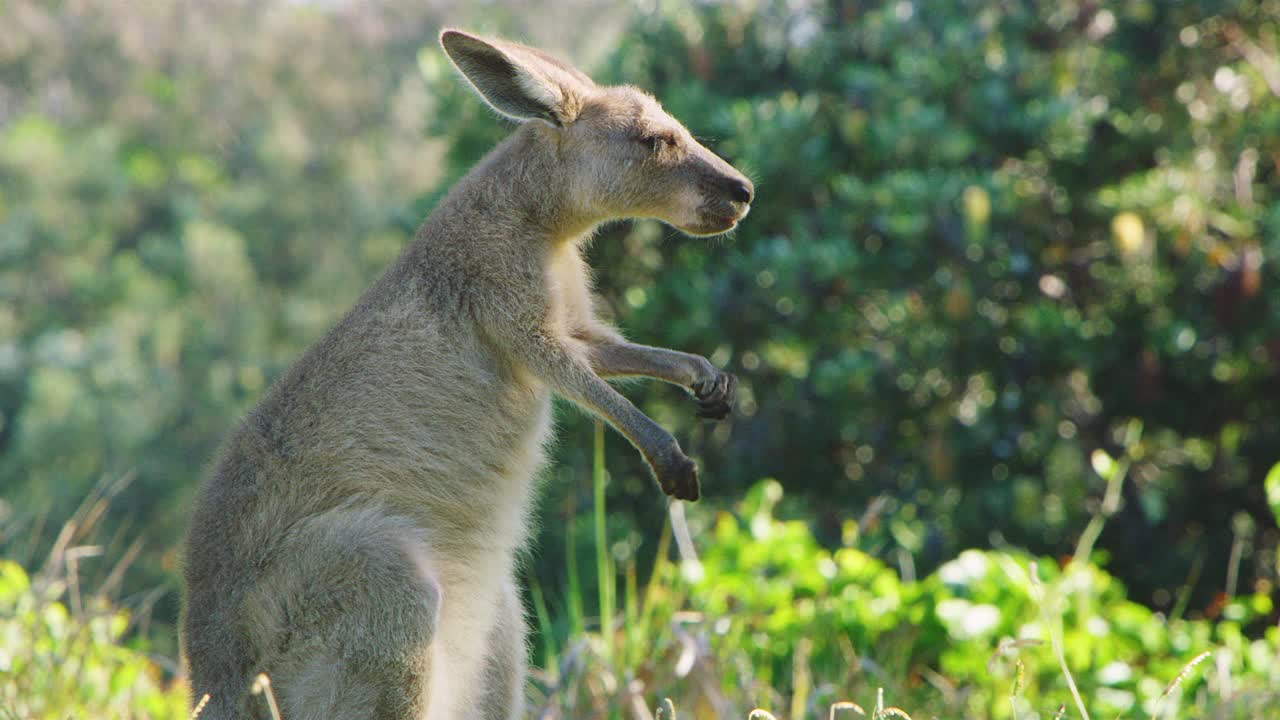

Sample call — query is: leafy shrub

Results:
[0,560,187,719]
[534,478,1280,718]
[512,0,1280,614]
[5,474,1278,718]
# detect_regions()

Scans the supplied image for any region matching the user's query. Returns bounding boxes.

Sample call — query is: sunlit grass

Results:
[524,428,1268,719]
[0,429,1273,719]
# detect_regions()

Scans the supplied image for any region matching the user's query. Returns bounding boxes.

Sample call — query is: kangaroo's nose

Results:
[728,178,754,204]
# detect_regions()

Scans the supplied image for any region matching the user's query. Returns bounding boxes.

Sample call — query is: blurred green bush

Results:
[513,0,1280,614]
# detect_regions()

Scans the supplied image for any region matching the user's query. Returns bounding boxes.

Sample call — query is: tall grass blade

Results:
[529,574,560,683]
[790,637,812,720]
[638,519,673,651]
[593,419,614,662]
[566,510,584,640]
[1029,561,1090,720]
[623,559,639,668]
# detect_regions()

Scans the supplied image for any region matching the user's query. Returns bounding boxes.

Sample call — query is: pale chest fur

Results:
[544,240,598,341]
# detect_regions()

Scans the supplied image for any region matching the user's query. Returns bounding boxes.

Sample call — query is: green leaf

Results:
[1265,462,1280,526]
[0,561,30,606]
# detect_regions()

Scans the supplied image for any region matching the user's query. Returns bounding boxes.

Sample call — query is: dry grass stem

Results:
[830,700,866,718]
[987,638,1044,672]
[1029,561,1091,720]
[188,693,210,720]
[1010,658,1025,720]
[251,673,282,720]
[1149,650,1213,720]
[790,637,812,720]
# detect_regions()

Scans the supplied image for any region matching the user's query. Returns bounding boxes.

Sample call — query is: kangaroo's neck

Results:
[427,124,597,246]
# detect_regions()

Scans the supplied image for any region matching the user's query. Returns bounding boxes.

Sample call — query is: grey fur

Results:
[182,29,753,719]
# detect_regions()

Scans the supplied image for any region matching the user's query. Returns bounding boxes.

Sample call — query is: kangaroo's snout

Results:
[679,156,753,236]
[727,178,753,205]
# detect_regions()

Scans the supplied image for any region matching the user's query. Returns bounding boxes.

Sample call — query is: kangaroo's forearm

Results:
[514,335,699,499]
[587,341,711,388]
[582,336,737,421]
[524,338,677,457]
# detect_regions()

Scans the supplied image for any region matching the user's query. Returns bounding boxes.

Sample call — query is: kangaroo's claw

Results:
[693,371,737,420]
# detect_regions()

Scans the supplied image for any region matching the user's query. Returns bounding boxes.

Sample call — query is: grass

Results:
[522,421,1273,718]
[233,647,1220,720]
[250,675,282,720]
[3,428,1278,718]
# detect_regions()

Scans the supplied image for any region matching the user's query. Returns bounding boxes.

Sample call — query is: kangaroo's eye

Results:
[636,132,677,151]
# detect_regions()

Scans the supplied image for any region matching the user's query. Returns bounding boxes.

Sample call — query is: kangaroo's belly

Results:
[421,546,516,719]
[387,381,554,550]
[311,311,556,550]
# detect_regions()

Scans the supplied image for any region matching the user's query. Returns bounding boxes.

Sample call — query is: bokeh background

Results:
[2,0,1279,717]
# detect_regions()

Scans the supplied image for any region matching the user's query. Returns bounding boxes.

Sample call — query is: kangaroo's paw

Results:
[692,371,737,420]
[651,452,700,501]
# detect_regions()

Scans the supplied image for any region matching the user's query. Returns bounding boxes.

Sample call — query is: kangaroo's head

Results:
[441,30,754,237]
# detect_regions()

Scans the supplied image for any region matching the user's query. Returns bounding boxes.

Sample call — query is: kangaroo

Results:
[182,29,753,720]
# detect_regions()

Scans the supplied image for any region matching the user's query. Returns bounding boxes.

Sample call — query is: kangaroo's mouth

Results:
[684,204,750,237]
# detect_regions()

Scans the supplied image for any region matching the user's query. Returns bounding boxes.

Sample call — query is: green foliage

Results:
[533,479,1280,718]
[502,0,1280,613]
[698,480,1278,716]
[1266,462,1280,529]
[0,560,187,719]
[0,1,451,597]
[5,476,1278,718]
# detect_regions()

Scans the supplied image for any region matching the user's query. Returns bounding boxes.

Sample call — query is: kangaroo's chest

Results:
[544,241,596,336]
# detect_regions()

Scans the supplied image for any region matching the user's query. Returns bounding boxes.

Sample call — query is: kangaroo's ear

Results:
[440,30,593,126]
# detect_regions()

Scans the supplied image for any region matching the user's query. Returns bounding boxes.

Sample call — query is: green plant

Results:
[0,559,187,719]
[525,431,1280,718]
